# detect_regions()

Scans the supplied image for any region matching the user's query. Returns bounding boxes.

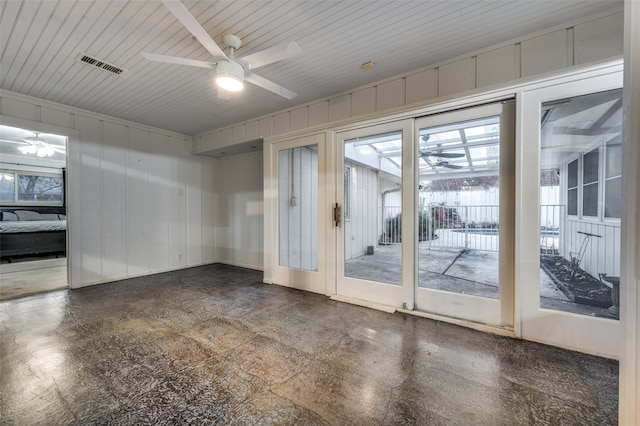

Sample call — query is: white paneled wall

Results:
[0,90,217,288]
[193,9,623,154]
[345,162,380,260]
[278,147,319,271]
[216,151,263,270]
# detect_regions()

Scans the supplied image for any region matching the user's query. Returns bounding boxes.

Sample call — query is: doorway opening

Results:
[0,124,68,300]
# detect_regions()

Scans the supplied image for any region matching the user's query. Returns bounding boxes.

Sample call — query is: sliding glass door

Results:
[414,101,515,327]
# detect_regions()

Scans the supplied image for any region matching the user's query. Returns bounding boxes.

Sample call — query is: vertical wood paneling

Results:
[521,30,568,77]
[259,117,274,138]
[74,115,103,284]
[1,97,37,121]
[201,156,217,263]
[574,13,624,64]
[40,106,71,128]
[438,58,476,97]
[149,133,171,272]
[101,121,128,280]
[329,95,350,122]
[278,149,289,266]
[245,120,260,140]
[308,101,329,127]
[217,152,263,269]
[1,92,217,287]
[274,112,290,135]
[168,135,187,269]
[290,106,308,131]
[351,87,376,117]
[377,79,404,111]
[405,69,436,105]
[232,124,245,143]
[477,46,516,88]
[127,127,150,275]
[186,155,203,266]
[221,127,233,145]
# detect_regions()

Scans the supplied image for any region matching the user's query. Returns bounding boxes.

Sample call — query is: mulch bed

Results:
[540,255,612,308]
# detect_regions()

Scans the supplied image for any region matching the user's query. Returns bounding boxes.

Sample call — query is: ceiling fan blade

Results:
[141,52,216,69]
[0,139,29,145]
[238,41,302,70]
[443,164,463,169]
[421,151,465,159]
[161,0,228,61]
[245,71,297,99]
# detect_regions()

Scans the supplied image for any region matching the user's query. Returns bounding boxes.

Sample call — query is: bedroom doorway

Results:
[0,124,68,301]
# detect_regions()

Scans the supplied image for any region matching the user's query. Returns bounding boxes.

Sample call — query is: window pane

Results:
[567,159,578,188]
[278,144,319,271]
[540,88,622,319]
[606,137,622,178]
[605,177,621,218]
[583,149,599,185]
[418,115,501,299]
[0,173,15,202]
[344,131,402,286]
[17,174,63,203]
[582,182,598,217]
[567,188,578,216]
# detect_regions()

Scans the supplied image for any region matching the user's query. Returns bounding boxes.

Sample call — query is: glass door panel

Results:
[538,88,622,320]
[415,102,514,328]
[519,71,621,358]
[266,133,326,294]
[343,131,402,285]
[278,144,319,271]
[418,116,501,299]
[335,120,413,308]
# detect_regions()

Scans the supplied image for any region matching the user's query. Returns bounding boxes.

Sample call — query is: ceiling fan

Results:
[142,0,302,99]
[0,133,65,157]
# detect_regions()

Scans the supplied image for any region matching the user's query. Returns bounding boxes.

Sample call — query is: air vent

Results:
[77,53,126,75]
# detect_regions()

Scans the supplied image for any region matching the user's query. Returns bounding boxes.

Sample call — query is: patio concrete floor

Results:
[344,243,613,318]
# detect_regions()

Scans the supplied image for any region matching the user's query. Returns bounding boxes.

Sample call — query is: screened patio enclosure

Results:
[341,90,622,318]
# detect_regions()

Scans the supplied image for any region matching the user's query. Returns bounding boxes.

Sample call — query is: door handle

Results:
[333,203,341,227]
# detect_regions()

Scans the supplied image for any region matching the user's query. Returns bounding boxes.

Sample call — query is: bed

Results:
[0,207,66,260]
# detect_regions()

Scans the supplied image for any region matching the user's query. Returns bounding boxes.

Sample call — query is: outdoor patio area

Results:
[345,243,615,318]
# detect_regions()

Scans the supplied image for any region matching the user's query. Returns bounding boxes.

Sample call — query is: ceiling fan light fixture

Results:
[216,60,244,92]
[19,145,37,155]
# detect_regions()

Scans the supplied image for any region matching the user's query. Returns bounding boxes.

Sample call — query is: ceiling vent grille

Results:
[77,53,126,75]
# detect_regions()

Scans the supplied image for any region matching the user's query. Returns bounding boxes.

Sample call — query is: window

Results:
[0,170,63,205]
[567,159,578,216]
[604,136,622,218]
[582,148,599,217]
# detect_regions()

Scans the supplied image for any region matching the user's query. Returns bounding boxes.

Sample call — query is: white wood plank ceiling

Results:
[0,0,621,136]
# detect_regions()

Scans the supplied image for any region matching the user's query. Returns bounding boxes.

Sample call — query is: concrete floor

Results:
[1,264,618,425]
[0,257,67,301]
[346,244,613,318]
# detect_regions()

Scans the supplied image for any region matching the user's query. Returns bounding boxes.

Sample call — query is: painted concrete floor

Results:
[0,257,67,301]
[0,264,618,425]
[346,244,613,318]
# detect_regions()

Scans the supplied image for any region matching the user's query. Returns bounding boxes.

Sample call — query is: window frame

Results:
[0,169,64,206]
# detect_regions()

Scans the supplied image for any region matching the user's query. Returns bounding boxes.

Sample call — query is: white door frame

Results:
[413,101,515,328]
[517,71,623,359]
[264,132,327,294]
[333,119,415,309]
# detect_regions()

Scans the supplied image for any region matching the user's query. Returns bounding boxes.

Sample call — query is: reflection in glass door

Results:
[538,88,622,320]
[336,120,413,308]
[266,133,325,294]
[343,131,402,286]
[418,116,501,299]
[278,144,318,271]
[414,102,514,327]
